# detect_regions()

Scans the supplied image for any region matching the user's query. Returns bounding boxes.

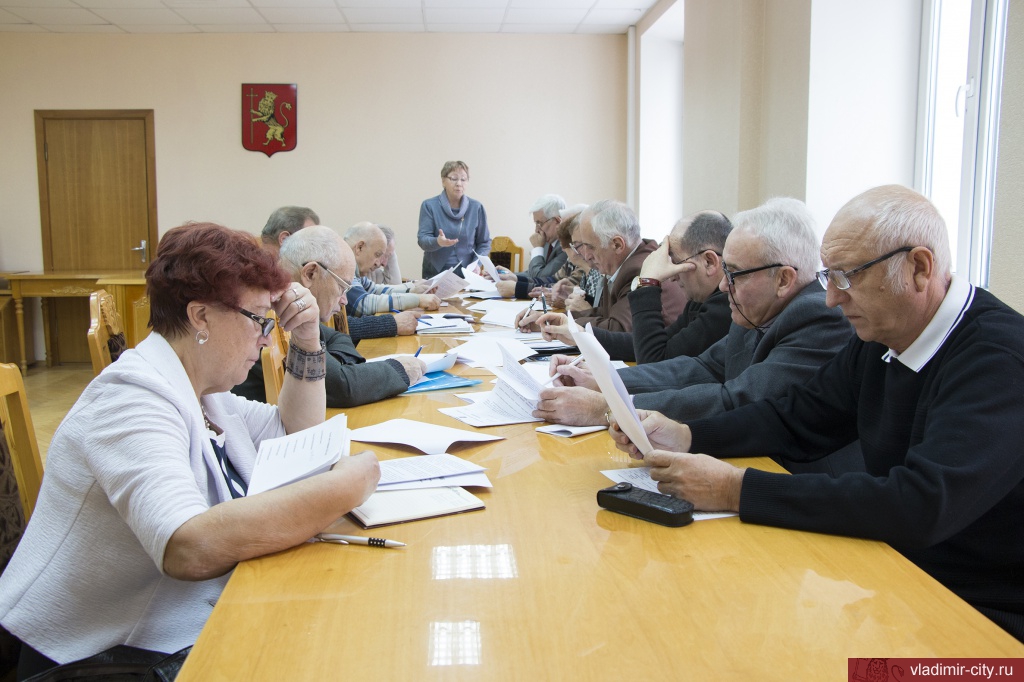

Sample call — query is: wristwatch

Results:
[630,276,662,291]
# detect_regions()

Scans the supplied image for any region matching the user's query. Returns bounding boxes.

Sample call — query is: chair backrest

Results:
[331,311,350,335]
[0,363,43,521]
[262,311,289,405]
[490,236,524,273]
[88,289,126,376]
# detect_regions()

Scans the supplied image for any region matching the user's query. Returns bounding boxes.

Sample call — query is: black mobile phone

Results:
[597,482,694,527]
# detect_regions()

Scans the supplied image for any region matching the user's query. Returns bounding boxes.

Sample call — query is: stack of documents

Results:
[445,337,536,367]
[350,486,485,528]
[376,453,491,491]
[479,300,535,328]
[439,345,545,427]
[416,314,474,335]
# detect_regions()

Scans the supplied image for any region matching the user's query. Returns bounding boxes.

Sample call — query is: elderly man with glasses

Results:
[233,225,426,407]
[611,185,1024,643]
[536,197,859,476]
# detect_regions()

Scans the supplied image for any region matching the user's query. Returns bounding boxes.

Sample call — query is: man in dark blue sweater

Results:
[611,185,1024,642]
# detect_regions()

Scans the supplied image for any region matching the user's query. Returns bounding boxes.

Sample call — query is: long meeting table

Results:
[178,306,1024,680]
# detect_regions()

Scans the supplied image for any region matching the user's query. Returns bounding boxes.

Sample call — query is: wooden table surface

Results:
[178,304,1024,681]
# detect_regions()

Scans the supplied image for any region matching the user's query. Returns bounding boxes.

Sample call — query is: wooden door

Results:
[34,110,157,362]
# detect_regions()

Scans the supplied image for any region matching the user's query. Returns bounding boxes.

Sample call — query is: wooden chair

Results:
[489,236,524,273]
[88,289,126,376]
[331,311,350,335]
[262,311,290,405]
[0,363,43,521]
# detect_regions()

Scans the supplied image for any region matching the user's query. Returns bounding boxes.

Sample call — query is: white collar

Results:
[608,241,644,284]
[882,274,973,372]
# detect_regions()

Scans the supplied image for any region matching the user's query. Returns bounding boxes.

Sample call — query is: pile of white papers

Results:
[439,345,545,427]
[416,314,474,335]
[350,418,503,455]
[445,337,536,367]
[376,453,491,491]
[479,300,535,328]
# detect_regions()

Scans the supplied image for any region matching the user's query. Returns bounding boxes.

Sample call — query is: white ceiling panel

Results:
[4,0,661,34]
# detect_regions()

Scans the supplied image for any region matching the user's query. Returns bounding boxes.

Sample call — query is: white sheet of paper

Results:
[415,314,474,334]
[378,471,493,491]
[462,267,499,293]
[439,346,543,427]
[480,300,535,328]
[426,268,469,299]
[599,468,737,521]
[466,300,517,314]
[376,453,485,485]
[349,418,503,455]
[247,414,349,496]
[536,424,608,438]
[367,352,457,376]
[475,253,503,282]
[569,324,653,455]
[445,337,536,367]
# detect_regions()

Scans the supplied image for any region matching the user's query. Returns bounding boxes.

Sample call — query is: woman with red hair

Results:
[0,223,380,679]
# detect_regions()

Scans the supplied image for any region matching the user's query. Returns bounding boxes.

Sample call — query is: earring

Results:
[195,329,209,345]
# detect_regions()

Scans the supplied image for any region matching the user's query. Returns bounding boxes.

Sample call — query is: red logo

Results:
[242,83,297,157]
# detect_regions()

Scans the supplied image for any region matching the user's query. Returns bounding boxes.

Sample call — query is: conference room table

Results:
[178,304,1024,681]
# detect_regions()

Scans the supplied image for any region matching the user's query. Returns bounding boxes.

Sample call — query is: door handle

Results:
[129,239,147,264]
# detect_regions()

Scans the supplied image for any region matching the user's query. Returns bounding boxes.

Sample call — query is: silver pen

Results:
[317,533,406,549]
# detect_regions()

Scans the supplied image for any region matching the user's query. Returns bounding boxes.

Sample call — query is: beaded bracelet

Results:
[284,340,327,381]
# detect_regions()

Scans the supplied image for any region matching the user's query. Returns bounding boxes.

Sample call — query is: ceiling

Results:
[0,0,664,35]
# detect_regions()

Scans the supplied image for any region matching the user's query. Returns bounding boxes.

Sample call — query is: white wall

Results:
[805,0,922,233]
[0,33,627,281]
[989,0,1024,312]
[638,33,684,237]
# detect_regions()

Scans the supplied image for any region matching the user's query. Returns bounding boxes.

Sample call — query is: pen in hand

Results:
[542,355,584,387]
[318,534,406,548]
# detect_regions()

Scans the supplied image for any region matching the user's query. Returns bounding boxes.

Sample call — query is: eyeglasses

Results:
[816,246,915,291]
[673,249,721,266]
[445,176,468,184]
[570,241,594,257]
[312,261,353,294]
[237,308,276,337]
[534,217,555,229]
[721,262,792,289]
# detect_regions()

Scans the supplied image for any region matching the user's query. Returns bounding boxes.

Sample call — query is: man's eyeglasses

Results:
[312,261,353,295]
[816,246,915,291]
[445,176,468,184]
[237,308,276,337]
[535,217,555,229]
[673,249,721,266]
[721,262,792,289]
[570,241,594,257]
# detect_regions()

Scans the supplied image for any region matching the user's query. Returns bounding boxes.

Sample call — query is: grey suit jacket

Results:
[526,241,568,280]
[619,282,861,475]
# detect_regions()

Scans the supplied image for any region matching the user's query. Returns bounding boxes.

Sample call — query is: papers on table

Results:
[350,486,485,528]
[376,453,491,491]
[368,352,456,375]
[416,314,474,335]
[462,267,499,294]
[479,300,534,328]
[569,322,653,456]
[349,418,503,455]
[446,337,536,367]
[439,345,544,427]
[247,414,349,496]
[600,468,737,521]
[536,423,608,438]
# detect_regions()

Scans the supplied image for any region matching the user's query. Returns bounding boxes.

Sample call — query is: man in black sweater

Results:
[520,210,733,363]
[611,185,1024,642]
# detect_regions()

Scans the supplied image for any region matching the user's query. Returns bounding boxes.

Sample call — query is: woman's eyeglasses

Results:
[237,308,276,337]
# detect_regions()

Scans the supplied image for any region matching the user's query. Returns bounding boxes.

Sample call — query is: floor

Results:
[22,363,94,465]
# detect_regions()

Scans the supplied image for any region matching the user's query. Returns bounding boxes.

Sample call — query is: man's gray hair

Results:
[261,206,319,243]
[344,221,381,242]
[860,185,952,288]
[732,197,819,286]
[279,225,343,273]
[583,200,642,249]
[529,194,567,219]
[378,224,396,244]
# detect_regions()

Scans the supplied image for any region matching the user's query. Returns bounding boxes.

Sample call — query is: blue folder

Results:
[401,371,483,394]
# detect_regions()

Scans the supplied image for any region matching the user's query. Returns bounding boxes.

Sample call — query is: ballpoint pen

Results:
[414,346,423,357]
[542,355,584,387]
[318,533,406,548]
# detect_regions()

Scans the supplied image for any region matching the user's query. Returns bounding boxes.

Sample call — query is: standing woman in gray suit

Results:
[417,161,491,278]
